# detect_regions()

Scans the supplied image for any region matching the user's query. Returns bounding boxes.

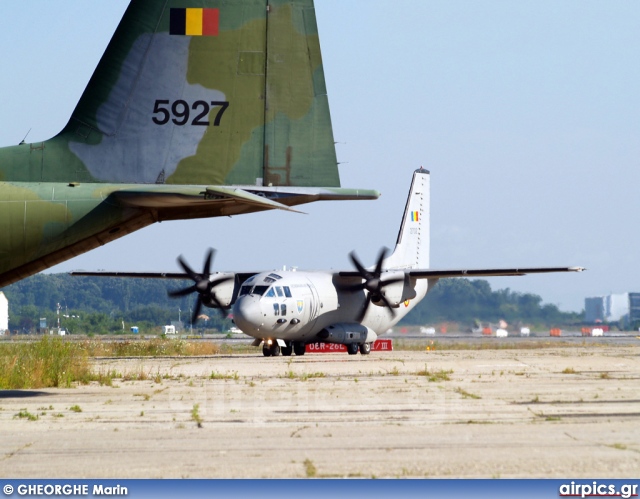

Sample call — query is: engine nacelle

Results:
[377,271,416,307]
[201,272,236,308]
[317,323,378,344]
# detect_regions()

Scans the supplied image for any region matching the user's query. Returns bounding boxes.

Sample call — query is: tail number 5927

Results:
[152,100,230,126]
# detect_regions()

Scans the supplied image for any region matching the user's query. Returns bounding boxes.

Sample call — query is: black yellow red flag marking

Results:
[170,8,219,36]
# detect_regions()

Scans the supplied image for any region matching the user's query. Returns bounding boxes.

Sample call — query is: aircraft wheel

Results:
[270,343,281,357]
[293,342,306,356]
[359,343,371,355]
[262,344,272,357]
[347,343,359,355]
[281,343,293,356]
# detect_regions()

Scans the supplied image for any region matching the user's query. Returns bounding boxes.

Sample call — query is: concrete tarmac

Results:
[1,344,639,478]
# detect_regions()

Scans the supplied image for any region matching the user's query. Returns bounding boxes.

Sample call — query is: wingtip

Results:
[570,266,587,272]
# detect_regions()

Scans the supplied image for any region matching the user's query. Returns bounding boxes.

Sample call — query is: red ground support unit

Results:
[305,339,393,353]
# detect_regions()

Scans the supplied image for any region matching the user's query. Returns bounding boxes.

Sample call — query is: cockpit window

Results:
[275,286,284,297]
[264,277,276,284]
[253,285,268,296]
[268,273,282,280]
[283,286,292,298]
[265,288,276,298]
[240,285,252,296]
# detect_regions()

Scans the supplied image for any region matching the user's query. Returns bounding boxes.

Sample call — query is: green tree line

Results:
[1,274,581,334]
[403,278,582,328]
[2,274,231,334]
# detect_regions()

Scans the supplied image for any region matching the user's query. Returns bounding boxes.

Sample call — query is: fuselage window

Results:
[265,288,276,298]
[240,285,252,296]
[273,303,280,316]
[253,285,268,296]
[281,304,287,316]
[283,286,292,298]
[275,286,284,297]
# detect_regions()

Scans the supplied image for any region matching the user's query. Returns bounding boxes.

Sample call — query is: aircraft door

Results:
[307,282,320,321]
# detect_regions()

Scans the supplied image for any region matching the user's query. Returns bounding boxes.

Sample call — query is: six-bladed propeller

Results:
[168,248,233,324]
[341,247,405,322]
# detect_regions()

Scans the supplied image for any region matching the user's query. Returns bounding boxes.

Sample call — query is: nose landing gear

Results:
[262,342,281,357]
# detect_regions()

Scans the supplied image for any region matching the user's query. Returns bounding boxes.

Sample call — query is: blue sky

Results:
[1,1,639,312]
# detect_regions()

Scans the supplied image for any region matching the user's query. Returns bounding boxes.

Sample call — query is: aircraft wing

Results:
[70,271,260,283]
[338,266,585,279]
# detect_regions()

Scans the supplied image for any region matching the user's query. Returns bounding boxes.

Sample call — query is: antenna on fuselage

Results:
[18,128,32,145]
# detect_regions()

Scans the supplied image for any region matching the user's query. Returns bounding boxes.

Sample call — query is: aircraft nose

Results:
[232,295,264,333]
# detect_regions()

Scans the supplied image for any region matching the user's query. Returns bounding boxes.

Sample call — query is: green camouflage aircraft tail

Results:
[1,0,339,187]
[0,0,379,288]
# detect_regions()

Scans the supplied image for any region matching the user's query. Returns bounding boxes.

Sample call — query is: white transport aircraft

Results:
[73,169,584,356]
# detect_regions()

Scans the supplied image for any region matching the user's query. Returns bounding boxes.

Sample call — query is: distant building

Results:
[629,293,640,328]
[0,292,8,333]
[585,292,640,327]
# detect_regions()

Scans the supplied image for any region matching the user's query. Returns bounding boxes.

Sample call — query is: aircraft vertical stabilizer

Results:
[0,0,339,188]
[384,168,430,270]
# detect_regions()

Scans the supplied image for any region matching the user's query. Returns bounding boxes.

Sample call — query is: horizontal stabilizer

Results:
[204,186,305,214]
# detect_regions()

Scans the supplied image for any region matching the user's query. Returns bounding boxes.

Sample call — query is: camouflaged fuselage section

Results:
[0,183,130,277]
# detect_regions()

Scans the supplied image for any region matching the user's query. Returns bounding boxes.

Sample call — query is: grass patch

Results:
[416,364,453,382]
[210,371,239,380]
[562,367,577,374]
[0,337,91,389]
[69,405,82,413]
[303,458,317,478]
[454,387,481,399]
[284,371,326,381]
[14,410,38,421]
[396,339,584,351]
[608,443,627,450]
[191,404,203,428]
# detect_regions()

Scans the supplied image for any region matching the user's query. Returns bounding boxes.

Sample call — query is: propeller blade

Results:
[168,285,197,298]
[202,248,215,277]
[379,276,405,288]
[356,293,372,323]
[177,255,200,282]
[191,297,203,325]
[349,251,371,279]
[378,294,397,318]
[209,292,230,320]
[374,247,389,277]
[210,275,234,288]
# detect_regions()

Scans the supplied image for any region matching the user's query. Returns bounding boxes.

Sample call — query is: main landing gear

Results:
[263,341,306,357]
[347,343,371,355]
